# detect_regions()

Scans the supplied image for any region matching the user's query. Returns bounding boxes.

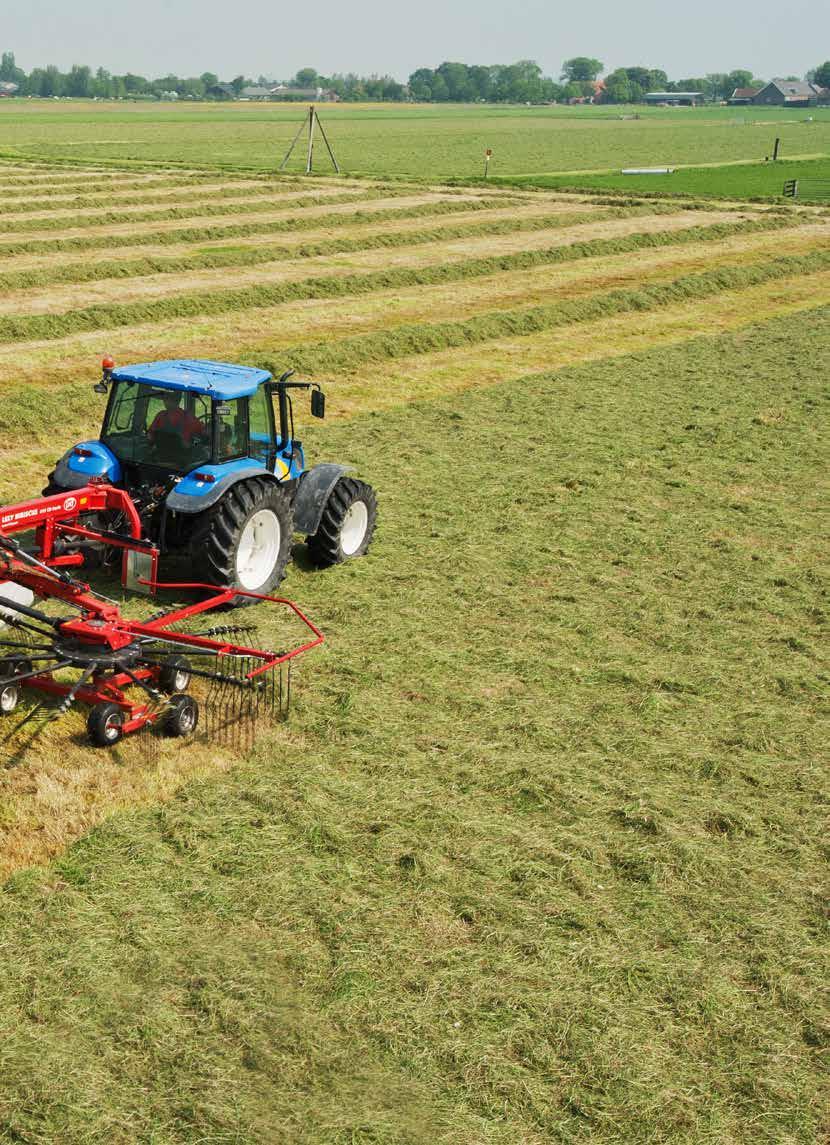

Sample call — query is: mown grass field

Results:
[0,99,829,184]
[0,157,827,1142]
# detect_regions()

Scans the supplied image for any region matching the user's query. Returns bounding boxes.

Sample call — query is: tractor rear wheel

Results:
[190,477,293,598]
[307,477,377,568]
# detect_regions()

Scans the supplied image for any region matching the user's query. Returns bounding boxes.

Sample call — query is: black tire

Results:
[88,702,124,747]
[189,477,293,598]
[158,656,192,694]
[164,694,199,738]
[307,477,377,568]
[0,658,32,680]
[0,682,19,715]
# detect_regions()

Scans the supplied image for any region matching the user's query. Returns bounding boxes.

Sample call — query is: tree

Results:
[0,51,24,86]
[437,61,475,101]
[37,65,63,97]
[230,75,246,94]
[603,69,636,103]
[561,57,603,83]
[429,74,449,101]
[64,64,93,98]
[468,65,494,101]
[727,69,754,92]
[294,67,319,88]
[408,67,434,101]
[812,61,830,87]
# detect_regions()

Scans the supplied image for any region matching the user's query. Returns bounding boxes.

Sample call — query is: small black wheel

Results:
[164,694,199,738]
[88,702,125,747]
[307,477,378,568]
[0,682,20,715]
[157,656,192,694]
[0,658,32,680]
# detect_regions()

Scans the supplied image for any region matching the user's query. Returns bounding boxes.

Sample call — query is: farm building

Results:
[238,84,338,102]
[728,87,760,104]
[0,82,19,98]
[206,82,236,100]
[239,86,275,100]
[269,85,338,102]
[643,91,703,106]
[751,80,823,107]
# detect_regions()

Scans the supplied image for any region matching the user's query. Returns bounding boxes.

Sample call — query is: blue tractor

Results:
[45,359,377,595]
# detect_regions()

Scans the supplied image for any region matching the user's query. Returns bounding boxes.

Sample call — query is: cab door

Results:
[247,385,277,470]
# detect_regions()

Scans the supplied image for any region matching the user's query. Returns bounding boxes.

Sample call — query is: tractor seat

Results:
[150,428,187,465]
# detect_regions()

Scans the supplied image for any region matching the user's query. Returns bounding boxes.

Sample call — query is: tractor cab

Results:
[95,360,322,483]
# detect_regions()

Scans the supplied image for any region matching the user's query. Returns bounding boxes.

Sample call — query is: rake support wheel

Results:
[164,694,199,738]
[88,703,124,747]
[307,477,377,568]
[190,477,293,597]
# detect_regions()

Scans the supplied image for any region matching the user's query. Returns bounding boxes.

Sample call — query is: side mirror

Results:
[93,382,109,395]
[311,389,325,419]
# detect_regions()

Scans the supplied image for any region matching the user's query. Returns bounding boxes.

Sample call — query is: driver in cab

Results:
[148,391,205,446]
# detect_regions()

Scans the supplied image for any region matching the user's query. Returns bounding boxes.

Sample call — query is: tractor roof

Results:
[110,359,272,400]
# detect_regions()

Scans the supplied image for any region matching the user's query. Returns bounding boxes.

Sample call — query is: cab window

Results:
[215,399,247,459]
[248,386,275,466]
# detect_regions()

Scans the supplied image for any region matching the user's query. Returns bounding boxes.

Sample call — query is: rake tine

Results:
[50,664,96,721]
[1,617,56,640]
[3,659,73,686]
[3,699,49,743]
[0,640,55,652]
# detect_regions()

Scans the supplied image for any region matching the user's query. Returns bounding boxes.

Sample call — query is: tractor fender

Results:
[293,463,354,536]
[52,441,122,490]
[165,461,279,514]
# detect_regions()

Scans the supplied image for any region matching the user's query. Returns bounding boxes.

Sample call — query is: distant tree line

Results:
[1,52,828,104]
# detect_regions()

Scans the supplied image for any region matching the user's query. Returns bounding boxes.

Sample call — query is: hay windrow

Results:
[0,193,520,257]
[0,204,734,294]
[0,179,360,219]
[0,187,406,235]
[0,250,824,446]
[0,217,815,342]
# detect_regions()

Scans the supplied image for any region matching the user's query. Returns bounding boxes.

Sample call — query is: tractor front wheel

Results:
[190,477,293,598]
[307,477,377,568]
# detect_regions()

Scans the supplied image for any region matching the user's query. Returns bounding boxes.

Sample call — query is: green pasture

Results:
[0,99,828,181]
[0,309,827,1142]
[499,156,830,201]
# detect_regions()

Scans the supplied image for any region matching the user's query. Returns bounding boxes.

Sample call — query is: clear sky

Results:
[3,0,827,81]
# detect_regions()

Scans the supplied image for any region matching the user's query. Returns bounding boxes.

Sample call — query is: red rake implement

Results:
[0,539,323,751]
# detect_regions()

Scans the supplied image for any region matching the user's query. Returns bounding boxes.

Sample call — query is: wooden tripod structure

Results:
[279,105,341,174]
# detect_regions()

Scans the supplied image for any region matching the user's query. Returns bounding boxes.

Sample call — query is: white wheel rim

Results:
[179,704,196,733]
[1,685,17,713]
[174,670,190,691]
[236,509,281,590]
[104,714,121,741]
[340,501,369,557]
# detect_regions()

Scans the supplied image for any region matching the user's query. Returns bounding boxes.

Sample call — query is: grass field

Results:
[496,156,830,202]
[0,155,827,1141]
[0,100,829,189]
